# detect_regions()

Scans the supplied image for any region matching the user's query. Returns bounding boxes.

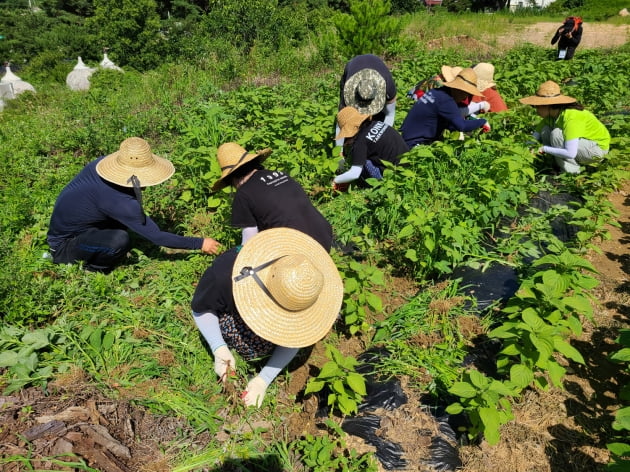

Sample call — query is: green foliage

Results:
[86,0,167,70]
[607,329,630,470]
[334,0,404,56]
[446,369,518,445]
[292,419,378,471]
[336,257,385,335]
[304,345,367,416]
[0,325,61,394]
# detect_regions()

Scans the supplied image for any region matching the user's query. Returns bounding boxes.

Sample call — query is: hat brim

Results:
[335,115,369,140]
[518,95,576,106]
[232,228,343,348]
[441,66,463,83]
[211,148,272,192]
[96,152,175,187]
[476,79,496,92]
[443,77,484,97]
[343,69,387,116]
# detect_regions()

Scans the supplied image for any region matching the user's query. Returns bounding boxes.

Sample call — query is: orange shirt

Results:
[472,87,508,112]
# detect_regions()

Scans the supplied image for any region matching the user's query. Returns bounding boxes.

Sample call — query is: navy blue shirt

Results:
[400,88,487,147]
[47,157,203,250]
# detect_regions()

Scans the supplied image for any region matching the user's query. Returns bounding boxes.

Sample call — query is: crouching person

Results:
[191,228,343,407]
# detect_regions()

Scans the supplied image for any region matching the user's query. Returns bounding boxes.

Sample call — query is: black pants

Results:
[556,46,577,60]
[51,228,131,272]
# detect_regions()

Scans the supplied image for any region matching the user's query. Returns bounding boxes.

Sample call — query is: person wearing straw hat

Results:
[471,63,508,113]
[47,137,220,272]
[191,227,343,407]
[408,65,492,118]
[332,106,408,191]
[519,81,610,174]
[400,68,490,148]
[212,142,333,251]
[335,54,397,148]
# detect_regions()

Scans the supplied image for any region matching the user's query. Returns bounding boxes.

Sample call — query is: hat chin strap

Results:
[127,174,146,225]
[234,256,287,309]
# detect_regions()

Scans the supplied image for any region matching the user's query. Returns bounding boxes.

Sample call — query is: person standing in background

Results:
[551,16,583,60]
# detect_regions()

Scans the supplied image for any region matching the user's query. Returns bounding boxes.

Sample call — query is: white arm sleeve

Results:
[466,101,486,115]
[258,346,300,385]
[241,226,259,245]
[383,101,396,126]
[333,165,363,184]
[542,138,579,159]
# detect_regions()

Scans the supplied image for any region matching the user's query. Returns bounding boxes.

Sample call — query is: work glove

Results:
[241,375,269,407]
[332,181,350,193]
[481,122,491,133]
[480,101,491,113]
[213,345,236,382]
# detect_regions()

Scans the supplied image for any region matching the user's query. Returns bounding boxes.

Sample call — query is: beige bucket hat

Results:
[443,68,484,97]
[96,137,174,187]
[472,63,496,92]
[232,228,344,348]
[212,142,272,191]
[518,81,577,106]
[441,65,463,83]
[343,68,387,116]
[335,106,371,140]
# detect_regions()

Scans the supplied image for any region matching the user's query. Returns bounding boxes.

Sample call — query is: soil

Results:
[1,23,629,472]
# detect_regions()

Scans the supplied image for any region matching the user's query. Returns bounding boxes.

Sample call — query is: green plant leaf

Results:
[449,381,477,399]
[510,364,533,388]
[0,350,19,367]
[346,372,367,396]
[553,338,585,364]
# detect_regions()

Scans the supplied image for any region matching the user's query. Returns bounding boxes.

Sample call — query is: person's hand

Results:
[241,376,269,407]
[213,345,236,382]
[537,146,545,155]
[201,238,220,255]
[480,101,491,113]
[481,122,491,133]
[332,181,350,193]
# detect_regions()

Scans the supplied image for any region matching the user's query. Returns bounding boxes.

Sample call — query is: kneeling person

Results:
[191,228,344,407]
[333,106,409,191]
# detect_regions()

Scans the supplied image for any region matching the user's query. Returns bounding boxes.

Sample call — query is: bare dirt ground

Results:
[492,22,630,49]
[0,22,628,472]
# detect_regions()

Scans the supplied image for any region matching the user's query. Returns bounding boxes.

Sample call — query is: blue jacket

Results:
[400,88,486,147]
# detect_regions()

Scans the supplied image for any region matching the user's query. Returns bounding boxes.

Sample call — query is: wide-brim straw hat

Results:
[343,68,387,116]
[443,68,484,97]
[335,106,371,140]
[212,142,272,191]
[96,137,174,187]
[472,63,496,92]
[519,80,577,106]
[232,227,343,348]
[441,65,463,83]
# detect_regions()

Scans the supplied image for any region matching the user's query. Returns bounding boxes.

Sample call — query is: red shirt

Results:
[472,87,508,112]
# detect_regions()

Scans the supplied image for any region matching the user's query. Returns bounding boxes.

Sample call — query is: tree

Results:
[334,0,403,57]
[86,0,166,70]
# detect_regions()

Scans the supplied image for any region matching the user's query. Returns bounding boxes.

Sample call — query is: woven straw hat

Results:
[335,106,371,140]
[343,68,387,116]
[232,228,343,348]
[440,65,463,83]
[443,68,484,97]
[212,142,272,191]
[519,81,576,106]
[96,137,174,187]
[472,63,496,92]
